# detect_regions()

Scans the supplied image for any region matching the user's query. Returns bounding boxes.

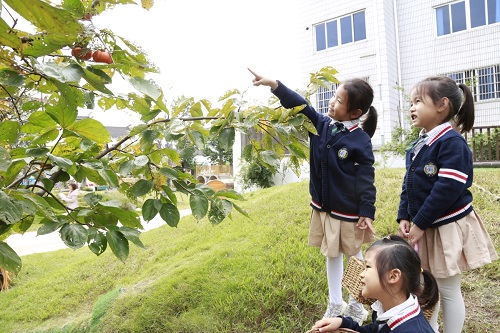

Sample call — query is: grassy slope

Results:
[0,169,498,333]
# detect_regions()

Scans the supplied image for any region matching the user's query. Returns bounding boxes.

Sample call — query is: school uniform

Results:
[272,81,375,257]
[397,122,497,278]
[338,295,434,333]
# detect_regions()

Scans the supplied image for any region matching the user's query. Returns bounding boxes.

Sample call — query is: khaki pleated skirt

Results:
[308,209,374,257]
[418,211,498,279]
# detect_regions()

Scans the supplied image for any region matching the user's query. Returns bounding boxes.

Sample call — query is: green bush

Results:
[467,128,500,161]
[239,160,275,189]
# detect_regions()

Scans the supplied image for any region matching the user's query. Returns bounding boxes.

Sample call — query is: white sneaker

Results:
[344,303,368,325]
[323,301,347,318]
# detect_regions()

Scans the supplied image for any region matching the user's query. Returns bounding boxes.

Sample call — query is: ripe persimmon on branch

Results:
[0,0,337,274]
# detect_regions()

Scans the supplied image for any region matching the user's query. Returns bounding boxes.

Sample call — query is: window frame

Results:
[313,10,367,52]
[445,65,500,101]
[436,0,500,37]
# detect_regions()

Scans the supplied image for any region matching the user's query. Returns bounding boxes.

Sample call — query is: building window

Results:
[437,0,500,36]
[314,11,366,52]
[316,85,337,114]
[445,65,500,101]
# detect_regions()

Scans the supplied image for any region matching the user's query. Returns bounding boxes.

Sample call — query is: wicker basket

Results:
[341,257,437,322]
[342,256,374,305]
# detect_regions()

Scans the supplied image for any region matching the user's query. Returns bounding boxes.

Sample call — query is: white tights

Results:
[326,250,364,310]
[429,274,464,333]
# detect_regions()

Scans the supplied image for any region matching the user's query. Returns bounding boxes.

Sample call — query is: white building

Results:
[298,0,500,148]
[234,0,500,188]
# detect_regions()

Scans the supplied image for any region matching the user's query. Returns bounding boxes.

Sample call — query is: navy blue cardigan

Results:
[272,81,376,222]
[339,302,434,332]
[397,124,473,229]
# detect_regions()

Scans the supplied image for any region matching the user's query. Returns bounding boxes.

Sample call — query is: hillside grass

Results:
[0,168,498,333]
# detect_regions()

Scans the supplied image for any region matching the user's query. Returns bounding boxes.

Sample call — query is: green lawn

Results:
[0,168,498,333]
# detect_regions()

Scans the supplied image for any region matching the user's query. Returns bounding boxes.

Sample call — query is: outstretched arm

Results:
[248,68,278,90]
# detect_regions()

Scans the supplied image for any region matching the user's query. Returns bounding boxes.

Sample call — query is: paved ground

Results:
[6,209,191,256]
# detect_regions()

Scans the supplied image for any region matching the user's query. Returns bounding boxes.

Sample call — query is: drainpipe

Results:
[393,0,405,133]
[373,0,384,145]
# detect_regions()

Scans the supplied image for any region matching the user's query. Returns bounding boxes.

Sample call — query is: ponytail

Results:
[456,83,475,134]
[417,269,439,311]
[362,106,378,138]
[414,77,475,134]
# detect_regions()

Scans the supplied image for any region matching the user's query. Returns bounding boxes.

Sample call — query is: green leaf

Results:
[37,218,66,236]
[160,185,177,205]
[287,141,308,159]
[142,199,159,221]
[82,67,114,95]
[119,226,144,248]
[0,18,22,49]
[218,127,235,151]
[21,191,57,221]
[3,160,27,186]
[36,63,84,83]
[130,179,153,197]
[0,147,12,172]
[88,228,107,256]
[128,76,162,100]
[0,120,20,145]
[5,0,82,35]
[68,118,111,144]
[232,202,250,218]
[208,201,226,225]
[159,166,179,180]
[151,148,181,166]
[187,129,205,150]
[133,155,149,167]
[47,153,74,172]
[23,111,57,134]
[189,191,209,220]
[0,69,25,87]
[0,242,22,275]
[213,190,245,200]
[83,192,103,206]
[259,150,280,169]
[13,215,35,234]
[0,191,23,225]
[106,230,129,262]
[45,94,78,129]
[102,207,142,229]
[98,169,119,188]
[159,203,180,227]
[60,223,88,250]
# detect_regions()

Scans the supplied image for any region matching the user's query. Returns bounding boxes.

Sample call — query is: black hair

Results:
[342,78,378,138]
[367,235,439,311]
[413,76,475,134]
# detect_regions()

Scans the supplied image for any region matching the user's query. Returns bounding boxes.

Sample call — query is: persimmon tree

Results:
[0,0,338,274]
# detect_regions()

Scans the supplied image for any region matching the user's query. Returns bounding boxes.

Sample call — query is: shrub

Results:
[239,160,275,189]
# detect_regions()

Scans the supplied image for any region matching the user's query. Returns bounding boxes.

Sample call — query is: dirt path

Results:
[6,209,191,256]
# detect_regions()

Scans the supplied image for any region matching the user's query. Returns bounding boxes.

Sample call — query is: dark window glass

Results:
[315,23,326,51]
[496,66,500,98]
[326,20,338,48]
[448,72,465,84]
[488,0,500,24]
[451,2,467,32]
[340,16,353,44]
[436,6,451,35]
[471,0,487,27]
[353,11,366,41]
[479,67,495,100]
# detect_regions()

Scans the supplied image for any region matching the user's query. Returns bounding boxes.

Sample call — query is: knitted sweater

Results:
[272,81,376,222]
[397,123,473,229]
